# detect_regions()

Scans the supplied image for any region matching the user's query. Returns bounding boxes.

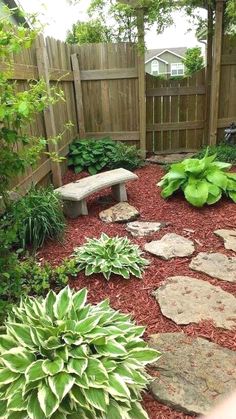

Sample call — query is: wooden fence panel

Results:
[146,68,206,153]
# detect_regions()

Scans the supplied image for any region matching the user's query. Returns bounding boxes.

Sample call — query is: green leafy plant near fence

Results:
[194,143,236,164]
[10,186,66,250]
[158,149,236,207]
[68,138,143,174]
[0,286,160,418]
[73,233,149,280]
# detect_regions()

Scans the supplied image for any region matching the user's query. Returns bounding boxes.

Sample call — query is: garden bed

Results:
[39,164,236,419]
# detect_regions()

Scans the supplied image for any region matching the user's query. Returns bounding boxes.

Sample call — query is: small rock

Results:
[149,333,236,415]
[146,152,195,165]
[190,252,236,282]
[153,276,236,329]
[99,202,139,223]
[144,233,195,260]
[214,229,236,252]
[126,221,166,237]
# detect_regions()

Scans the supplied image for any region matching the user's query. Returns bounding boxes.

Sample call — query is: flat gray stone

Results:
[146,152,195,165]
[126,221,166,237]
[153,276,236,329]
[214,229,236,252]
[99,202,139,223]
[149,333,236,415]
[144,233,195,260]
[190,252,236,282]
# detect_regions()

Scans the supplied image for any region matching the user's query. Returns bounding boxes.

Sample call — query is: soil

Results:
[39,164,236,419]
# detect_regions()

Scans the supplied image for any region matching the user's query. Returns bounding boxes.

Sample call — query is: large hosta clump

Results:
[0,286,160,419]
[158,149,236,207]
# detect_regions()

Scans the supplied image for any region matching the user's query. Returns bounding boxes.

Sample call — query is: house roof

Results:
[145,47,188,63]
[3,0,30,27]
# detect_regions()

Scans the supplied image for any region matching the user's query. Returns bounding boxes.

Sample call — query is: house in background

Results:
[0,0,29,26]
[145,47,187,77]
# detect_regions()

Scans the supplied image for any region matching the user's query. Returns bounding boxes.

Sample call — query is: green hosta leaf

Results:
[0,400,7,418]
[48,372,75,402]
[5,376,25,398]
[129,348,161,364]
[106,399,128,419]
[108,373,130,398]
[211,161,232,170]
[1,348,35,372]
[74,165,83,174]
[129,402,149,419]
[161,179,185,199]
[38,384,59,417]
[95,340,127,357]
[207,169,228,190]
[7,391,27,411]
[229,191,236,203]
[72,288,87,311]
[27,391,46,419]
[75,315,100,334]
[0,368,20,385]
[86,358,109,384]
[82,387,108,412]
[70,386,89,408]
[7,323,35,348]
[54,287,72,320]
[42,358,64,376]
[67,358,88,376]
[184,180,209,207]
[44,290,56,319]
[0,335,18,353]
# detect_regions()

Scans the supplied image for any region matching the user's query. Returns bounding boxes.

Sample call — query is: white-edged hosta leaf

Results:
[74,315,101,334]
[0,335,18,353]
[5,375,25,398]
[42,357,64,376]
[44,290,56,319]
[54,287,72,320]
[129,402,149,419]
[72,288,87,311]
[38,383,59,417]
[82,387,108,412]
[27,391,46,419]
[86,358,108,384]
[69,386,89,408]
[25,360,47,383]
[7,323,35,348]
[0,368,20,385]
[48,372,75,402]
[7,391,27,411]
[95,340,127,357]
[108,373,130,398]
[0,400,7,418]
[129,348,161,364]
[106,399,129,419]
[74,373,89,389]
[1,347,35,372]
[67,358,88,376]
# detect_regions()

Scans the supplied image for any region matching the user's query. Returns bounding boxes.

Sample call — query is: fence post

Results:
[204,4,213,143]
[71,53,85,138]
[35,34,62,187]
[209,0,224,145]
[137,8,146,158]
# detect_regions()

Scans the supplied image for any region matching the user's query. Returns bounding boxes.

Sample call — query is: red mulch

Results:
[38,164,236,419]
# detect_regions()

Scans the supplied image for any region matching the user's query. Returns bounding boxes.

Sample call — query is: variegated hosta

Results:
[73,233,149,280]
[0,286,161,419]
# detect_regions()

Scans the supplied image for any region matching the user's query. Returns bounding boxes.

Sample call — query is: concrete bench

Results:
[55,168,138,218]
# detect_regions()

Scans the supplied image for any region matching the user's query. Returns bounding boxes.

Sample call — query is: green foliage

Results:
[194,143,236,165]
[182,47,204,76]
[108,142,143,171]
[66,19,112,44]
[0,286,160,418]
[157,149,236,207]
[73,233,149,280]
[9,186,66,250]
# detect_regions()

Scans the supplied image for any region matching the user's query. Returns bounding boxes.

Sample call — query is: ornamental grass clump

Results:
[0,286,160,419]
[73,233,149,280]
[158,149,236,207]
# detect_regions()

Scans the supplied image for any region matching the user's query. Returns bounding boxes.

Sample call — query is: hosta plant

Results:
[73,233,149,280]
[0,286,160,418]
[157,149,236,207]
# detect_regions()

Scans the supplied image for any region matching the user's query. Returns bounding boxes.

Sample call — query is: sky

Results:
[17,0,207,50]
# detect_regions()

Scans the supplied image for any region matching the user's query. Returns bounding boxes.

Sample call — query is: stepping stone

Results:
[144,233,194,260]
[190,252,236,282]
[126,221,166,237]
[152,276,236,329]
[146,152,195,165]
[99,202,139,223]
[149,332,236,416]
[214,229,236,252]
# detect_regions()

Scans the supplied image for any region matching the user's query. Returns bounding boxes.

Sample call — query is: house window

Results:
[151,59,159,75]
[171,63,184,76]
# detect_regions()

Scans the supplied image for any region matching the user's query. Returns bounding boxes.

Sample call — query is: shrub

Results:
[0,286,160,418]
[68,137,117,175]
[108,142,143,171]
[157,149,236,207]
[11,186,65,250]
[73,233,149,280]
[194,143,236,164]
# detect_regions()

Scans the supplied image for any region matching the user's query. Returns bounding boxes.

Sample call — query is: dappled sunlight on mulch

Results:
[38,164,236,419]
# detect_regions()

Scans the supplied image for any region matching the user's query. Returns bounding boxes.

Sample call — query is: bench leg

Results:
[112,183,127,202]
[63,199,88,218]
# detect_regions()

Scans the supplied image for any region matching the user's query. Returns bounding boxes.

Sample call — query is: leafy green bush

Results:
[157,149,236,207]
[68,138,117,175]
[74,233,149,280]
[194,143,236,164]
[10,186,65,250]
[0,286,160,418]
[108,142,143,171]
